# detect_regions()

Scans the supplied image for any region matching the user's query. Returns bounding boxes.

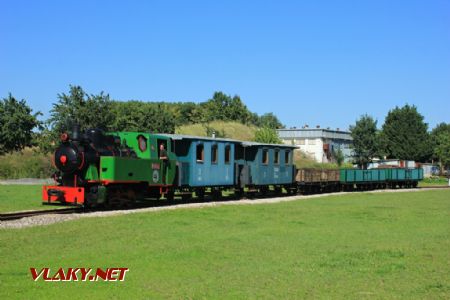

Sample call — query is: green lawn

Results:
[0,185,52,212]
[1,190,449,299]
[419,177,449,187]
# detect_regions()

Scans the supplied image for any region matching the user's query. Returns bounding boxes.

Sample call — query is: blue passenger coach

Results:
[236,141,297,191]
[160,134,240,188]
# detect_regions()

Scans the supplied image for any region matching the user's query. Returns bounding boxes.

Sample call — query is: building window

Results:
[211,144,218,164]
[285,150,291,164]
[196,144,204,162]
[297,139,305,145]
[138,135,147,152]
[262,149,269,164]
[274,150,279,164]
[308,139,316,145]
[224,145,231,164]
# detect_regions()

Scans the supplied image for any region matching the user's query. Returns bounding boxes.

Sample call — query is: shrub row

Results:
[0,148,54,179]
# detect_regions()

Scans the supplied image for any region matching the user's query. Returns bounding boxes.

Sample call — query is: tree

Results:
[0,94,41,154]
[379,105,431,162]
[48,85,114,134]
[350,114,378,168]
[111,101,175,133]
[435,133,450,171]
[254,127,282,144]
[258,113,284,129]
[202,92,254,124]
[430,123,450,172]
[333,148,345,166]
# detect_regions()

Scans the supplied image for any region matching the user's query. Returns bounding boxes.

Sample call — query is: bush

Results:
[294,150,353,169]
[0,148,54,179]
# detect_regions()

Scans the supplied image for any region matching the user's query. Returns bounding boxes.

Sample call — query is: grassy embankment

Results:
[1,190,449,298]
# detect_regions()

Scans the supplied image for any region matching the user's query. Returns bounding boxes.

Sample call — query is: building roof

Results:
[277,128,353,141]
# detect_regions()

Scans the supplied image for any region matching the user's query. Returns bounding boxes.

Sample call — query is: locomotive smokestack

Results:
[72,124,80,141]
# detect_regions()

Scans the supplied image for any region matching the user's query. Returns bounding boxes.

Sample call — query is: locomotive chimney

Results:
[72,124,80,141]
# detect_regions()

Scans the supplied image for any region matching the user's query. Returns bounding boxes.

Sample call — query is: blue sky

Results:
[1,0,449,130]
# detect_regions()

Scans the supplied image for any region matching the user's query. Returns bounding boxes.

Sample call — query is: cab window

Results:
[138,135,147,152]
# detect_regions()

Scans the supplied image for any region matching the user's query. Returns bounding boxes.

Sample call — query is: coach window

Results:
[262,149,269,164]
[138,135,147,152]
[285,150,291,164]
[211,144,218,164]
[196,143,204,162]
[274,149,279,164]
[224,145,231,164]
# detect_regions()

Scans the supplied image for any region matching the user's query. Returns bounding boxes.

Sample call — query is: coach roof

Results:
[155,134,297,149]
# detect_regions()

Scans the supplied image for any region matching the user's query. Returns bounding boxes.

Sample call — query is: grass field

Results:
[1,190,449,299]
[419,177,449,187]
[0,185,52,212]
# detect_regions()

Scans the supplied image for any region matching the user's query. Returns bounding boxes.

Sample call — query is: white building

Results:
[277,127,353,163]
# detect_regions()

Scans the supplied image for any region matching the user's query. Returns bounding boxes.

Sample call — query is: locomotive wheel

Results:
[106,187,136,209]
[106,188,123,209]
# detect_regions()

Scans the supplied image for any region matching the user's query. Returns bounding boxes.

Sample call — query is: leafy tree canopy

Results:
[380,104,431,162]
[257,113,283,129]
[48,85,114,133]
[0,94,41,154]
[430,123,450,169]
[350,114,378,168]
[111,101,175,133]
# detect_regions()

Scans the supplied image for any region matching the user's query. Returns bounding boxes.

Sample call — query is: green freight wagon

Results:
[384,168,423,188]
[340,169,387,190]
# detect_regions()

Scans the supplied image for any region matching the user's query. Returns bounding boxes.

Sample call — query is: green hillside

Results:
[176,121,258,141]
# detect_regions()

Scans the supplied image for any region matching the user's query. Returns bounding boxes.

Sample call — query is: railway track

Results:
[1,186,448,222]
[0,208,82,221]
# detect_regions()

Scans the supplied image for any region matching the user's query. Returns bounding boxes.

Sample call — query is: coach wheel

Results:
[196,188,205,200]
[274,186,282,195]
[166,191,175,201]
[234,188,244,199]
[181,193,192,202]
[212,189,221,200]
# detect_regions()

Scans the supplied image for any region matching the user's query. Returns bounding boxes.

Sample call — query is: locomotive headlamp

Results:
[59,155,67,165]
